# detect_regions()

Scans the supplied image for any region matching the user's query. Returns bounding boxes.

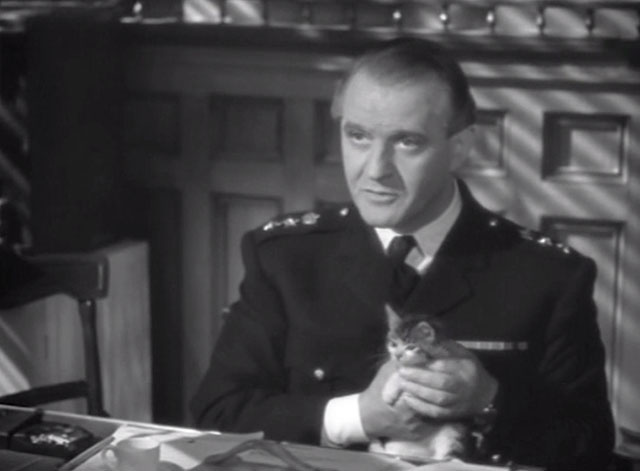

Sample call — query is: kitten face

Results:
[385,304,440,366]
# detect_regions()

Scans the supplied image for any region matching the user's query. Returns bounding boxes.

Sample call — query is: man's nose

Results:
[366,141,394,179]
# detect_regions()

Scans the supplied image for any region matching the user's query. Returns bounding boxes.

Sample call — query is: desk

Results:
[0,406,539,471]
[0,406,415,471]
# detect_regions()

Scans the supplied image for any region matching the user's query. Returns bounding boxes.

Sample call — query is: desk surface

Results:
[11,406,631,471]
[1,406,418,471]
[1,406,546,471]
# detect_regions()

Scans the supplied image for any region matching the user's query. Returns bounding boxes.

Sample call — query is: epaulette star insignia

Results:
[262,211,321,232]
[301,212,320,225]
[282,217,298,228]
[518,228,572,254]
[262,220,276,231]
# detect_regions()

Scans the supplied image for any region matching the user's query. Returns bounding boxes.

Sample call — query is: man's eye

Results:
[346,130,370,144]
[397,136,424,150]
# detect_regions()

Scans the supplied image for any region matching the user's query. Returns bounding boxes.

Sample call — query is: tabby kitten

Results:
[368,304,469,461]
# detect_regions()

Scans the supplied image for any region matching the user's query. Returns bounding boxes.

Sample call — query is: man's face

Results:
[339,71,466,233]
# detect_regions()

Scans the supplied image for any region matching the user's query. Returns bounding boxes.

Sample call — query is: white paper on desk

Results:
[70,424,414,471]
[69,425,262,471]
[411,460,510,470]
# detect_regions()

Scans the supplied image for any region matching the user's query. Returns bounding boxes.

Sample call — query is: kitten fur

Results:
[368,304,469,461]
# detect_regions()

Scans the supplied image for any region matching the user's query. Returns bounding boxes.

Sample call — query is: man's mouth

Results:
[363,188,398,202]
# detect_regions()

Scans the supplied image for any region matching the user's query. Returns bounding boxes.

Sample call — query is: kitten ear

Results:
[385,304,402,331]
[415,321,437,343]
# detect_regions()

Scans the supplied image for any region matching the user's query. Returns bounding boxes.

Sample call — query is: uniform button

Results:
[313,368,325,381]
[491,454,502,463]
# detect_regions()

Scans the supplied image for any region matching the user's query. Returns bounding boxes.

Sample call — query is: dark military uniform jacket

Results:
[191,181,614,470]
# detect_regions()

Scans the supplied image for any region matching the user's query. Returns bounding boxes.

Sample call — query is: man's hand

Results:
[359,361,424,440]
[397,341,498,420]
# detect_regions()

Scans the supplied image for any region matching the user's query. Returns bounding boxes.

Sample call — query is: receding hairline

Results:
[339,69,456,126]
[331,41,476,134]
[332,65,456,122]
[348,46,451,86]
[345,66,454,101]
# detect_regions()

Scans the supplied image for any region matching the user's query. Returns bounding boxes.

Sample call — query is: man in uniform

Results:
[191,39,614,470]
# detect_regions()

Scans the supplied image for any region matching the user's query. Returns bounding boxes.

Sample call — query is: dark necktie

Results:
[387,235,420,309]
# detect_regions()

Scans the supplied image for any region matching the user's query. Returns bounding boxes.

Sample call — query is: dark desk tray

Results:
[10,421,98,459]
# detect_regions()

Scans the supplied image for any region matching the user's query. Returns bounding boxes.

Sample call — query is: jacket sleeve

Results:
[190,231,330,444]
[489,256,614,470]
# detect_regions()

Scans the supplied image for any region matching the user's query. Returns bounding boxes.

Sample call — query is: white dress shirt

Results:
[322,182,462,446]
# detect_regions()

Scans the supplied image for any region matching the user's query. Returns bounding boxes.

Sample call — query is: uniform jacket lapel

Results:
[404,181,494,316]
[336,208,394,312]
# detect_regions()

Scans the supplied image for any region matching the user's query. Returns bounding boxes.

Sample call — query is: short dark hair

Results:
[332,39,476,136]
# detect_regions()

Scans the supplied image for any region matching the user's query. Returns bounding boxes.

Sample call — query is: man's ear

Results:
[449,125,476,172]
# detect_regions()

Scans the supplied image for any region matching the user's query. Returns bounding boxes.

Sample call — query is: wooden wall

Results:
[118,25,640,439]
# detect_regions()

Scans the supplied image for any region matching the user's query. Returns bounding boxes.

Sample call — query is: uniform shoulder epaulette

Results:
[255,206,352,241]
[515,224,573,255]
[482,213,574,256]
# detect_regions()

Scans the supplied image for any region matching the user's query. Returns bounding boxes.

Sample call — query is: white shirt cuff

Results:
[322,394,368,446]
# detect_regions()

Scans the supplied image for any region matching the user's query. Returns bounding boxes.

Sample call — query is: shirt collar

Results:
[374,181,462,268]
